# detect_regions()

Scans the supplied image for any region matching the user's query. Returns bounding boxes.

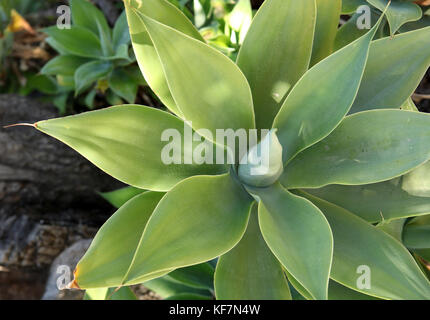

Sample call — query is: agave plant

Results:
[13,0,430,300]
[41,0,145,111]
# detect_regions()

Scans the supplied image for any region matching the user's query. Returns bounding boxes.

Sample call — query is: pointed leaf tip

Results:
[3,123,36,129]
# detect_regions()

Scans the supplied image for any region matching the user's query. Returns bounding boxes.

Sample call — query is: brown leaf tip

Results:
[3,123,37,129]
[67,278,81,290]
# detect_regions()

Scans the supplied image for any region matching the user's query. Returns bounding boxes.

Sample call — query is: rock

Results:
[42,239,92,300]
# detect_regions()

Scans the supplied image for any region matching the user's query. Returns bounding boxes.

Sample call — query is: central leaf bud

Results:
[238,129,284,187]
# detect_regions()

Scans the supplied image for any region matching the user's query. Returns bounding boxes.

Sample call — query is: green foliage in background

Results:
[41,0,145,113]
[169,0,253,60]
[337,0,430,51]
[21,0,430,300]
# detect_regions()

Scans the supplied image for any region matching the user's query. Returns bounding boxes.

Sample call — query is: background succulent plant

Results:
[16,0,430,300]
[41,0,145,112]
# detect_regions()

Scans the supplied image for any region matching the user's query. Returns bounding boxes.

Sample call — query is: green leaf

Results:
[112,43,132,62]
[300,191,430,300]
[100,186,145,209]
[83,89,97,110]
[333,11,377,51]
[71,0,110,38]
[135,11,255,143]
[75,192,165,288]
[328,281,378,300]
[41,55,90,77]
[376,218,406,242]
[341,0,367,14]
[311,0,341,66]
[74,60,113,96]
[36,105,227,192]
[167,263,214,291]
[237,0,316,129]
[56,75,75,89]
[415,249,430,262]
[24,74,59,95]
[108,68,139,103]
[273,16,382,164]
[44,26,103,59]
[303,178,430,223]
[351,27,430,113]
[401,97,419,111]
[367,0,422,35]
[214,204,292,300]
[122,173,253,285]
[70,0,113,56]
[164,293,212,300]
[282,110,430,189]
[399,14,430,33]
[403,215,430,249]
[143,276,211,299]
[284,269,313,300]
[84,287,137,300]
[53,93,69,115]
[106,90,124,106]
[113,10,131,50]
[401,159,430,197]
[125,0,203,116]
[248,183,333,300]
[228,0,252,45]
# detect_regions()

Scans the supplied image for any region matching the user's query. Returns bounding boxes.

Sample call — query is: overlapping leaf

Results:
[300,191,430,300]
[282,110,430,188]
[237,0,316,129]
[100,186,145,209]
[41,55,90,77]
[134,10,255,143]
[351,26,430,113]
[403,215,430,249]
[124,0,203,116]
[248,183,333,300]
[143,276,212,299]
[214,204,291,300]
[311,0,341,66]
[122,174,253,285]
[367,0,422,35]
[84,287,137,300]
[36,105,227,191]
[167,262,215,291]
[402,159,430,197]
[273,14,382,164]
[304,177,430,223]
[74,60,113,96]
[74,192,164,288]
[108,68,139,103]
[44,26,103,59]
